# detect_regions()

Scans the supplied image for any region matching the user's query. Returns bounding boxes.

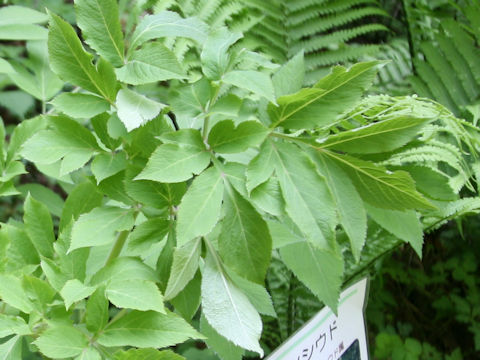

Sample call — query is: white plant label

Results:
[267,278,369,360]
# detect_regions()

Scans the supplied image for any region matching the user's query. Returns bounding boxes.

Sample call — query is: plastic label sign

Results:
[266,278,369,360]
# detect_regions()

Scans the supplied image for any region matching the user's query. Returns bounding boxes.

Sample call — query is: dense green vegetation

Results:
[0,0,479,359]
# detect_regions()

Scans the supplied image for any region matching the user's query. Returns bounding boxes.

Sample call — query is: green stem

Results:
[104,230,130,266]
[202,82,222,140]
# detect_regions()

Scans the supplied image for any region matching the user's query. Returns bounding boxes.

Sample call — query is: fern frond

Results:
[305,44,379,69]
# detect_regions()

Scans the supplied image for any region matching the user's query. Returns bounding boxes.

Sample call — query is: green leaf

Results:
[201,28,242,80]
[246,140,276,193]
[86,287,109,334]
[268,61,382,129]
[366,204,423,257]
[0,58,15,74]
[208,120,268,154]
[164,238,201,300]
[106,279,165,313]
[51,93,110,118]
[48,12,117,102]
[60,279,95,310]
[280,241,343,312]
[21,276,56,312]
[272,51,305,98]
[223,70,275,102]
[60,181,103,232]
[136,130,210,183]
[116,42,184,85]
[323,151,435,210]
[250,178,284,217]
[170,271,201,321]
[7,115,46,163]
[91,151,127,184]
[23,194,54,258]
[0,24,47,40]
[17,184,64,218]
[311,152,366,260]
[0,274,33,314]
[129,11,208,52]
[90,257,158,285]
[127,218,170,254]
[176,167,224,247]
[69,206,135,252]
[219,185,272,284]
[97,310,202,348]
[41,258,69,292]
[75,347,102,360]
[75,0,124,66]
[0,315,30,338]
[34,324,89,359]
[273,141,337,249]
[3,224,39,266]
[0,335,22,360]
[319,116,432,154]
[115,89,165,132]
[200,315,244,360]
[0,6,48,25]
[114,349,184,360]
[201,250,263,356]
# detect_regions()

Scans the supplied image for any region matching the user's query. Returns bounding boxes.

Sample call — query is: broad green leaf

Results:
[273,141,337,249]
[250,178,284,217]
[41,258,69,292]
[169,78,211,126]
[170,271,201,321]
[201,28,242,80]
[176,167,224,247]
[219,185,271,284]
[268,61,382,129]
[223,70,275,103]
[318,116,432,154]
[201,251,263,356]
[0,335,22,360]
[7,116,46,163]
[156,230,175,292]
[97,310,202,348]
[200,315,244,360]
[114,349,184,360]
[106,279,165,313]
[246,140,276,194]
[48,12,117,102]
[17,184,64,218]
[76,0,125,66]
[91,113,122,150]
[272,51,305,97]
[34,324,89,359]
[0,315,30,338]
[158,129,206,146]
[91,151,127,184]
[366,204,423,256]
[0,275,33,313]
[60,181,103,231]
[280,241,343,312]
[311,152,366,260]
[127,218,170,254]
[23,194,54,258]
[51,93,110,118]
[0,58,15,74]
[4,224,39,266]
[86,287,109,334]
[116,89,165,132]
[60,279,95,309]
[164,238,201,300]
[117,42,184,85]
[75,348,101,360]
[21,276,56,312]
[323,151,435,210]
[129,11,208,52]
[208,120,268,154]
[98,171,134,205]
[405,166,456,201]
[0,6,48,25]
[90,257,158,285]
[0,24,47,40]
[69,206,135,252]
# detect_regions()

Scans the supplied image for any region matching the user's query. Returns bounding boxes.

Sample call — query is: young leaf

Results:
[106,279,165,313]
[23,194,54,258]
[268,61,382,129]
[115,89,165,132]
[208,120,268,154]
[91,151,127,184]
[116,42,184,85]
[129,11,208,52]
[47,12,116,102]
[366,204,423,257]
[322,151,435,210]
[51,93,110,118]
[201,251,263,356]
[200,315,244,360]
[34,324,89,359]
[280,241,343,312]
[223,70,275,103]
[75,0,125,66]
[176,167,224,247]
[219,185,272,284]
[164,238,201,300]
[60,279,95,310]
[318,115,433,154]
[97,310,202,348]
[69,206,135,252]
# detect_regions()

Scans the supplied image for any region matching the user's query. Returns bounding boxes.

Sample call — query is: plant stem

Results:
[104,230,130,266]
